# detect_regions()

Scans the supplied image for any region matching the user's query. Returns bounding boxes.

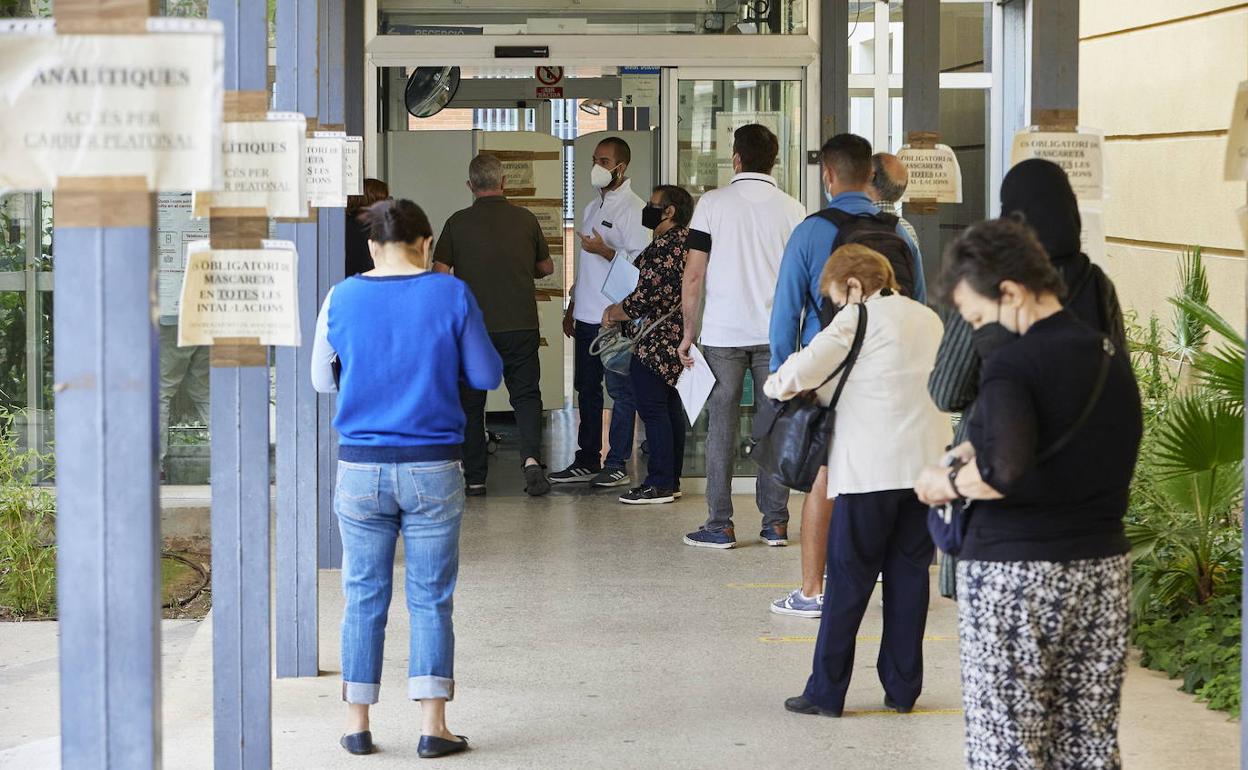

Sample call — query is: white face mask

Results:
[590,163,616,189]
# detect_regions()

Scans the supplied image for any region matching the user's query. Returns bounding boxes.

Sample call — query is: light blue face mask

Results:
[823,188,834,205]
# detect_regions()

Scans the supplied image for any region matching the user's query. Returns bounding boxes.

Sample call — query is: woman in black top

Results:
[926,159,1127,596]
[345,178,391,277]
[602,185,694,504]
[916,218,1142,770]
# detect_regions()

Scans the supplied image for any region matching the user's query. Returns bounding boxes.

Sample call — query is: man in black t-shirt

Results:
[434,153,555,496]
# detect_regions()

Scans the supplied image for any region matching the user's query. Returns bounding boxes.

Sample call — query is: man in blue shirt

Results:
[765,133,926,619]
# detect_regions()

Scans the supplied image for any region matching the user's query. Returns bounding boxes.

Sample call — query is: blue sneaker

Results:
[760,525,789,547]
[683,527,737,549]
[770,588,823,618]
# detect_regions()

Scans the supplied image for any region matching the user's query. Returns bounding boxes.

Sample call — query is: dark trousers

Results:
[573,320,635,470]
[804,489,934,712]
[628,357,685,491]
[460,329,543,485]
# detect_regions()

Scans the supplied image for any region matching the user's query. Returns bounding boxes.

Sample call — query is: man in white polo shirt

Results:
[677,124,807,549]
[553,137,651,488]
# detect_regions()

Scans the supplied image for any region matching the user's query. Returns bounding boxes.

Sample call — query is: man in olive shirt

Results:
[434,153,556,496]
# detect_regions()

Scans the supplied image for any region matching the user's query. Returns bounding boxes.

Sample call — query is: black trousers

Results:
[804,489,934,712]
[460,329,543,485]
[628,356,685,490]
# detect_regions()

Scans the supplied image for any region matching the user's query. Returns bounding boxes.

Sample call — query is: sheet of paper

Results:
[676,345,717,425]
[600,255,640,304]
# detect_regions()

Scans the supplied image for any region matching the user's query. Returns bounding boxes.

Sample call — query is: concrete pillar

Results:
[1028,0,1079,124]
[316,0,347,569]
[275,0,322,678]
[903,0,940,278]
[819,0,850,148]
[206,0,273,766]
[52,1,162,766]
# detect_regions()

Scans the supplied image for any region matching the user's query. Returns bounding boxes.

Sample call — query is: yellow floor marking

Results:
[759,634,958,643]
[725,582,801,589]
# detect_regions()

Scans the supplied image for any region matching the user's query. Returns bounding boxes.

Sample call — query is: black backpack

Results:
[812,208,917,327]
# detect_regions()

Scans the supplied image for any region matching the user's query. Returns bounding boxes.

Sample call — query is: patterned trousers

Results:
[957,555,1131,770]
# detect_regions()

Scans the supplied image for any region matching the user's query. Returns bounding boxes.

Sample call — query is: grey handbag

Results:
[589,309,677,376]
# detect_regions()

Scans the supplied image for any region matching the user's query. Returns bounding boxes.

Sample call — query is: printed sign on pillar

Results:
[897,144,963,204]
[305,131,347,208]
[1011,129,1106,201]
[0,18,224,191]
[177,239,301,347]
[193,113,307,218]
[343,136,364,197]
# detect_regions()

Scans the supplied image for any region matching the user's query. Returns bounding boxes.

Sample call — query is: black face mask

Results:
[971,299,1020,359]
[641,204,667,231]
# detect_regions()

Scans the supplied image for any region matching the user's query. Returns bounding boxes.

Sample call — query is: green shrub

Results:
[0,411,55,618]
[1135,594,1242,717]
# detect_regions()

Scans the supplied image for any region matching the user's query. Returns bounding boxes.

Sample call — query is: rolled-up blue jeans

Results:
[336,459,464,704]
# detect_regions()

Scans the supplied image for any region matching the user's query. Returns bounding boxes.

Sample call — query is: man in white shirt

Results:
[552,137,651,488]
[677,124,807,549]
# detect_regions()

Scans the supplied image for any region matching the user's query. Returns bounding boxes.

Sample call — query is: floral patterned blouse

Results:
[621,226,689,387]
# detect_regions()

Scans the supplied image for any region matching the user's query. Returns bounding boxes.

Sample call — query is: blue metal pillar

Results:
[902,0,940,276]
[207,0,273,765]
[275,0,322,678]
[54,184,162,769]
[316,0,347,569]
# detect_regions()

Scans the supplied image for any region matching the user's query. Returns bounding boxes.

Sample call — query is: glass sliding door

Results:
[667,67,805,477]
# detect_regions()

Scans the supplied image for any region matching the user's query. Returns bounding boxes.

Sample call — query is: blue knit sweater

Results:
[311,272,503,462]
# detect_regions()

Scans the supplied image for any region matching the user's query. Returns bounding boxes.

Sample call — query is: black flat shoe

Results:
[418,734,469,759]
[884,695,914,714]
[340,731,376,755]
[784,695,842,718]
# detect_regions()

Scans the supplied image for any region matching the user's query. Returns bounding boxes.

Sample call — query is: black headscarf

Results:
[1000,158,1082,264]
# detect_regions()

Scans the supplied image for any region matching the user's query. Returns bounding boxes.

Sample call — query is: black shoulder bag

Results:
[747,303,868,493]
[927,336,1116,556]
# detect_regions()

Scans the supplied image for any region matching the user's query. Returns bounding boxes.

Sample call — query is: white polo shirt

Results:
[572,179,650,324]
[689,172,806,348]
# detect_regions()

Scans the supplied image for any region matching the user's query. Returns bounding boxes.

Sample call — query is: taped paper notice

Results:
[194,113,307,217]
[177,240,300,347]
[305,131,347,208]
[1011,129,1105,201]
[1226,81,1248,181]
[1080,206,1107,266]
[0,19,224,191]
[343,136,363,197]
[897,144,963,204]
[501,159,535,192]
[158,192,210,319]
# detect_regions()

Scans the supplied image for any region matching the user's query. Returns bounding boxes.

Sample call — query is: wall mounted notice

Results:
[158,192,210,320]
[177,240,300,347]
[897,144,963,204]
[1225,81,1248,181]
[515,198,564,293]
[0,18,224,192]
[1011,129,1105,201]
[620,66,660,110]
[1080,206,1107,266]
[343,136,363,197]
[305,131,347,208]
[193,113,306,217]
[501,160,535,195]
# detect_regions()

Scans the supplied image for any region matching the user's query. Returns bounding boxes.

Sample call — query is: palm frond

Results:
[1191,344,1246,406]
[1168,246,1210,361]
[1168,295,1243,348]
[1152,395,1244,479]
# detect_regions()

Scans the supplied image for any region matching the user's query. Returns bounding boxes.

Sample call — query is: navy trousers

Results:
[628,356,685,491]
[804,489,934,712]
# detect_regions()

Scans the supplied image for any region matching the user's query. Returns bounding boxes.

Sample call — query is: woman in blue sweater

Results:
[312,199,503,759]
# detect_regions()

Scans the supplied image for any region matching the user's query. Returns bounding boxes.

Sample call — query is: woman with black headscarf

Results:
[925,159,1126,597]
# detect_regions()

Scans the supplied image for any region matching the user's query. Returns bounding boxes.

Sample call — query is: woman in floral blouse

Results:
[602,184,694,505]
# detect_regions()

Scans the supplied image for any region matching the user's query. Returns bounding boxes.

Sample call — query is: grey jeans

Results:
[701,344,790,532]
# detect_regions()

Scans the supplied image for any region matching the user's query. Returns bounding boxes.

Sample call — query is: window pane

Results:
[676,79,803,200]
[938,89,988,259]
[850,95,874,148]
[848,1,876,75]
[941,1,989,73]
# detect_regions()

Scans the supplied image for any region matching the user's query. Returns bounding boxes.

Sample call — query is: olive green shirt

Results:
[434,196,550,333]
